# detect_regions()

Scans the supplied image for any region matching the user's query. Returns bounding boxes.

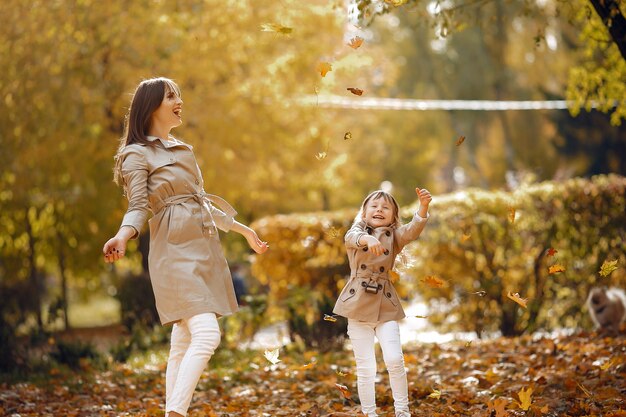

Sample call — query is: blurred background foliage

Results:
[0,0,625,371]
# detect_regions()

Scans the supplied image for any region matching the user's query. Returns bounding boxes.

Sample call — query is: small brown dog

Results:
[586,287,626,333]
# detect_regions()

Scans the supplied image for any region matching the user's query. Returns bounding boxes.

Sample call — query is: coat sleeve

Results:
[394,212,429,251]
[119,146,150,239]
[208,205,235,232]
[345,221,367,249]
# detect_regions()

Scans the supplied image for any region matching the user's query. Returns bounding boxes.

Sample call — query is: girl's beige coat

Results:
[119,136,238,325]
[333,214,428,322]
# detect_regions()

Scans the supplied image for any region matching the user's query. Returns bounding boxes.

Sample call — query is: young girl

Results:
[102,77,268,417]
[333,187,431,417]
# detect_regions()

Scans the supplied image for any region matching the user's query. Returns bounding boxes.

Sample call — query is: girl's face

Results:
[363,197,395,228]
[151,86,183,131]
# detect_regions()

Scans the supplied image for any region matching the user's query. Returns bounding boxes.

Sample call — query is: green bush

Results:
[115,273,159,330]
[252,175,626,337]
[51,339,101,369]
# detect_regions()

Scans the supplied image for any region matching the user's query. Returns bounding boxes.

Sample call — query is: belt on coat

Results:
[353,270,390,282]
[153,192,237,233]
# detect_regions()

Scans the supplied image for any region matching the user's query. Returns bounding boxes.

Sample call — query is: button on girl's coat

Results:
[333,213,429,322]
[118,136,238,325]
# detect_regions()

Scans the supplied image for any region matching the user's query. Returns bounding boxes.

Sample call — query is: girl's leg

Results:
[347,319,378,417]
[166,320,192,411]
[376,320,409,416]
[166,313,221,416]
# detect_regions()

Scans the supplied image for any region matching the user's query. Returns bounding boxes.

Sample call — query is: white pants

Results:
[165,313,221,416]
[347,319,409,417]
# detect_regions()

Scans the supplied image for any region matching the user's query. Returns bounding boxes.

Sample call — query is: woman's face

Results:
[151,87,183,131]
[363,197,394,228]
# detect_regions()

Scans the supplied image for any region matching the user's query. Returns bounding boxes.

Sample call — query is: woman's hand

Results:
[245,229,269,254]
[103,236,128,263]
[102,226,135,263]
[363,235,385,256]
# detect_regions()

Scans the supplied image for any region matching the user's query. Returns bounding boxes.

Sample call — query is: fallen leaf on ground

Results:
[487,398,508,417]
[428,389,442,399]
[516,386,533,410]
[335,383,352,399]
[323,314,338,322]
[547,247,558,257]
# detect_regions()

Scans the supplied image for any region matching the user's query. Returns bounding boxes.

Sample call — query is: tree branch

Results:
[588,0,626,61]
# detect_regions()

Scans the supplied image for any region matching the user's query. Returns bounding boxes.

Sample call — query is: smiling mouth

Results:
[373,215,385,220]
[173,109,182,117]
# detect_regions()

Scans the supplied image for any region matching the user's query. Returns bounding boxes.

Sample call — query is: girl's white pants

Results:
[347,319,409,417]
[165,313,221,416]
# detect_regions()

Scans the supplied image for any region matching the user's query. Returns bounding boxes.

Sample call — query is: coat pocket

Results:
[339,279,359,302]
[382,283,399,307]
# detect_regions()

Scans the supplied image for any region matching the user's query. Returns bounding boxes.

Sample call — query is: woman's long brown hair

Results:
[113,77,181,185]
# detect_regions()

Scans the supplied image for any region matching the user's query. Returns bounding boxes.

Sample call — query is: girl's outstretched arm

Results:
[230,221,269,254]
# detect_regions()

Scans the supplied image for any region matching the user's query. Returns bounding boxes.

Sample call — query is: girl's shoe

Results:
[395,410,411,417]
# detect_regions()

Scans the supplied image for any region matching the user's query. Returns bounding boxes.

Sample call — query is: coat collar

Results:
[146,135,192,150]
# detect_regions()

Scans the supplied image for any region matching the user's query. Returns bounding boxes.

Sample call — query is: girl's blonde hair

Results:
[113,77,181,185]
[354,190,401,228]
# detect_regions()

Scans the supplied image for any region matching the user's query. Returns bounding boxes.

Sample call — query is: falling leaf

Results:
[300,361,316,370]
[507,291,528,308]
[461,233,471,242]
[516,386,533,410]
[473,291,487,297]
[344,131,352,140]
[546,247,558,257]
[264,348,281,365]
[325,227,340,239]
[428,389,442,399]
[599,259,618,277]
[487,398,508,417]
[336,370,347,377]
[389,270,400,283]
[347,36,364,49]
[465,340,472,348]
[548,264,566,274]
[315,152,327,160]
[323,314,338,322]
[316,62,332,77]
[384,0,408,5]
[347,87,364,96]
[413,314,429,319]
[335,383,352,399]
[421,275,448,288]
[455,135,466,146]
[260,23,293,34]
[508,207,516,224]
[577,382,593,398]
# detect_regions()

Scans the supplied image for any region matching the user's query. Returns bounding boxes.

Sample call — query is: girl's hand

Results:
[245,229,269,254]
[364,235,385,256]
[416,187,432,206]
[416,187,432,218]
[103,236,128,263]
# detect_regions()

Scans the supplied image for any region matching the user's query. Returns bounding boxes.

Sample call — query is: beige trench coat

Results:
[119,135,238,325]
[333,213,429,322]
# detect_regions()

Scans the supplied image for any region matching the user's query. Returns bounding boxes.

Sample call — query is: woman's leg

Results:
[166,320,192,412]
[376,320,409,416]
[347,319,378,417]
[166,313,221,416]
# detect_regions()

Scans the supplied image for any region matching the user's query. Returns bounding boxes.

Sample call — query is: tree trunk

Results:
[25,210,42,330]
[589,0,626,61]
[57,230,70,330]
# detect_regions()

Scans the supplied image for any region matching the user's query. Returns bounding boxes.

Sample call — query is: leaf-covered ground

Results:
[1,331,625,417]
